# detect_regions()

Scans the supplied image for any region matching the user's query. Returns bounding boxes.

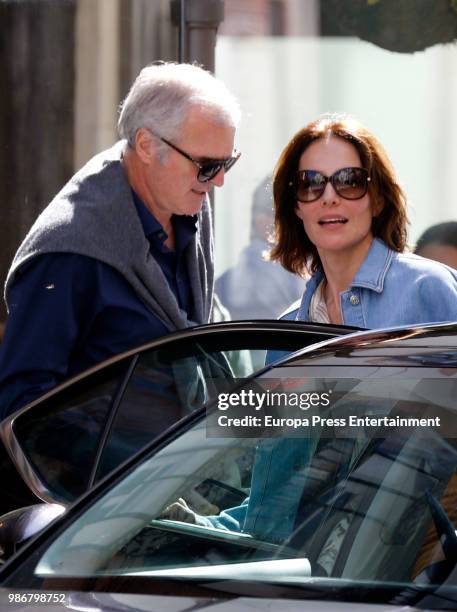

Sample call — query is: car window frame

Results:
[0,320,358,507]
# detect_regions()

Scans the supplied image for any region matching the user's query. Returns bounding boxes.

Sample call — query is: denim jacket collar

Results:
[351,237,393,292]
[297,238,393,320]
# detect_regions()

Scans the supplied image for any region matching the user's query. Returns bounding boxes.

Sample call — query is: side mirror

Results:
[0,503,65,562]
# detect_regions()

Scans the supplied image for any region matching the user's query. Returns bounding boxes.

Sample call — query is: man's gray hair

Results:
[118,62,241,147]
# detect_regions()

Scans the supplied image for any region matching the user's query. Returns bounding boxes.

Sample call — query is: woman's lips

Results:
[318,217,348,225]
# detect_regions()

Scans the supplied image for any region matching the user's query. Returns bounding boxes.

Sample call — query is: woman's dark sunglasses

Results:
[157,135,241,183]
[292,167,370,203]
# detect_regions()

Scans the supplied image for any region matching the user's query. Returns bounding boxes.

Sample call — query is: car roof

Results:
[266,320,457,370]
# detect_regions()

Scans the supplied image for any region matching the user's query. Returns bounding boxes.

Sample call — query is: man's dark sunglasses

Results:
[157,135,241,183]
[292,167,371,203]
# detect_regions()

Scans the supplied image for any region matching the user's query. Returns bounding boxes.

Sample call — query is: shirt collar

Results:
[131,190,198,247]
[132,190,163,238]
[351,237,394,293]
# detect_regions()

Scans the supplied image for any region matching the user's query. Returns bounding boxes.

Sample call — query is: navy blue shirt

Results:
[0,194,197,419]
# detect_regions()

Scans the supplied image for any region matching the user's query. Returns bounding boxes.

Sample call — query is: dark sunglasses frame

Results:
[292,166,371,203]
[156,135,241,183]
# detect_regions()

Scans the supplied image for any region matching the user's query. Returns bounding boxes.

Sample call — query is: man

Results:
[415,221,457,269]
[0,62,241,419]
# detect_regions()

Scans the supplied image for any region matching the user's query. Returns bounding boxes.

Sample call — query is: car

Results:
[1,320,457,610]
[0,319,355,557]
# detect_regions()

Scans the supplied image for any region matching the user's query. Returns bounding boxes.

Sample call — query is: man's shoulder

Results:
[72,140,126,181]
[5,142,142,301]
[58,141,128,204]
[27,141,128,231]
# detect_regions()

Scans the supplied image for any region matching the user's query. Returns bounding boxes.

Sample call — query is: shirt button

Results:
[350,294,360,305]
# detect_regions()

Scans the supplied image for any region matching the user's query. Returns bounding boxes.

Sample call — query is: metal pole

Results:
[171,0,225,72]
[179,0,186,62]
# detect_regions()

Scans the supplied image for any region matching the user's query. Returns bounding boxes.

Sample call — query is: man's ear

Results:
[134,128,155,164]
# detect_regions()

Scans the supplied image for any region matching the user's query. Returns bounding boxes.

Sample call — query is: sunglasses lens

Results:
[198,162,223,182]
[197,152,240,182]
[223,156,237,173]
[295,167,369,202]
[296,171,327,202]
[333,167,368,199]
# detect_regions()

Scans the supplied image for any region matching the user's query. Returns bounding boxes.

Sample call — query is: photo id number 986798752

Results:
[7,592,67,605]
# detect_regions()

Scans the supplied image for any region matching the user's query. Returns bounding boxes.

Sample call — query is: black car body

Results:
[1,321,457,610]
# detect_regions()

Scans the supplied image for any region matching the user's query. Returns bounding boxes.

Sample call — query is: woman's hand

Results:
[160,497,215,525]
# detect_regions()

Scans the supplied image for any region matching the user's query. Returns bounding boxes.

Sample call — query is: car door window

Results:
[94,340,235,481]
[3,323,352,506]
[26,368,457,602]
[94,325,347,483]
[10,359,132,502]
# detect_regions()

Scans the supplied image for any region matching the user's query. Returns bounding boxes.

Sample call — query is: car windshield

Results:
[16,360,457,607]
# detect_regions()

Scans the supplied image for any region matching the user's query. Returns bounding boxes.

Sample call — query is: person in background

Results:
[216,176,305,320]
[270,113,457,327]
[415,221,457,269]
[0,62,241,419]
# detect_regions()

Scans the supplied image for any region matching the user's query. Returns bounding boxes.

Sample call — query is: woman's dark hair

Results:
[415,222,457,253]
[269,114,409,275]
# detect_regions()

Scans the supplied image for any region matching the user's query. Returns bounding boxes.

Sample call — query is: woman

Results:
[270,114,457,327]
[161,115,457,546]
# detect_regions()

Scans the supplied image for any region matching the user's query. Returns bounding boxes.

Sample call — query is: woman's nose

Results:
[321,181,340,205]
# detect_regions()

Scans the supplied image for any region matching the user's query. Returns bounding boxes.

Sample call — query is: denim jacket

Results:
[203,239,457,542]
[286,238,457,327]
[201,437,317,541]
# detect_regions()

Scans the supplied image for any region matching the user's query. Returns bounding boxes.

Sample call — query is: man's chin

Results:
[187,193,208,214]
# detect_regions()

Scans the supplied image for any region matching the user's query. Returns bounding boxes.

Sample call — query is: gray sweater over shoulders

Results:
[5,141,214,330]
